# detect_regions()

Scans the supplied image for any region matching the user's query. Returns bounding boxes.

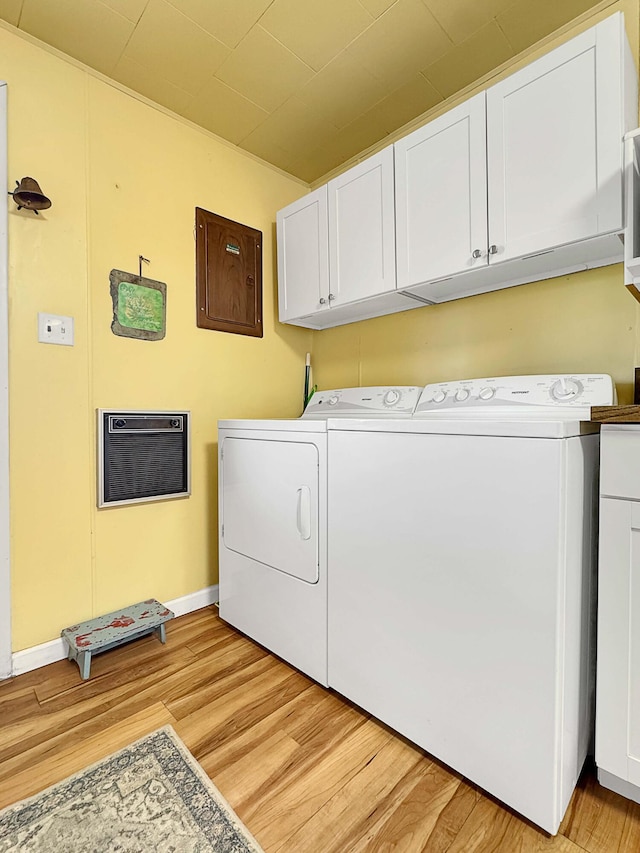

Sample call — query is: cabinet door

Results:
[395,93,488,288]
[328,146,396,305]
[597,497,640,787]
[487,14,624,264]
[276,186,329,321]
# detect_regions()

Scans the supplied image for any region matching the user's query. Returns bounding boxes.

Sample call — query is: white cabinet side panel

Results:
[596,498,634,780]
[627,502,640,785]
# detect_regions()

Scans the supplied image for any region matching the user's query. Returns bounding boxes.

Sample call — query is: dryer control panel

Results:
[302,386,422,419]
[415,374,616,419]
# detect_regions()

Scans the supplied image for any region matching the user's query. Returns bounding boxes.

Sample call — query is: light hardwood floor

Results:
[0,606,639,852]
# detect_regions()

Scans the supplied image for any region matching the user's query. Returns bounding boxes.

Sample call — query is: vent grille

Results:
[99,411,190,507]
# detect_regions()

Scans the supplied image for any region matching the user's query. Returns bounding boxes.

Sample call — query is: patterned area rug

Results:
[0,726,263,852]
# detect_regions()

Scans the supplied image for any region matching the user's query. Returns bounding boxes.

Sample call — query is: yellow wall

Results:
[312,266,638,403]
[6,1,640,653]
[312,0,640,406]
[4,26,310,651]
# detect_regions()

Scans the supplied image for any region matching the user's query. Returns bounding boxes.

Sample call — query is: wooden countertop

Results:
[591,405,640,423]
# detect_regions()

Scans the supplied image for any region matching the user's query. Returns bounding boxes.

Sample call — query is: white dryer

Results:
[217,386,422,687]
[327,374,615,834]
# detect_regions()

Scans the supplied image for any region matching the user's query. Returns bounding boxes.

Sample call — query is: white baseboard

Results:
[10,585,220,677]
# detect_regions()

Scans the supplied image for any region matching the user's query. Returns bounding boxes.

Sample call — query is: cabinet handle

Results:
[472,248,483,259]
[328,293,335,301]
[319,297,326,304]
[489,244,499,255]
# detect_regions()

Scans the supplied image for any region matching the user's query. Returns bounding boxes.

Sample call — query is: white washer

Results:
[217,386,422,687]
[327,374,614,835]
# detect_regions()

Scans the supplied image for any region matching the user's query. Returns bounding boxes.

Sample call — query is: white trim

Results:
[10,585,219,676]
[0,82,11,680]
[165,584,219,617]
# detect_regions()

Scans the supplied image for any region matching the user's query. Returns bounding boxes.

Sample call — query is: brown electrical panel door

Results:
[196,207,263,337]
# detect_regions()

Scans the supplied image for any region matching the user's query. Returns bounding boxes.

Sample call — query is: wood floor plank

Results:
[0,646,195,763]
[241,717,395,849]
[213,730,302,805]
[560,765,640,853]
[175,662,312,758]
[445,796,586,853]
[269,730,425,853]
[2,607,640,853]
[35,643,197,705]
[0,685,40,727]
[198,684,365,799]
[421,778,482,853]
[348,757,462,853]
[0,702,174,810]
[162,640,272,719]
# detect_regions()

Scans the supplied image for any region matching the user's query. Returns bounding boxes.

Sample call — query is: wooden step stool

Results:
[61,599,175,679]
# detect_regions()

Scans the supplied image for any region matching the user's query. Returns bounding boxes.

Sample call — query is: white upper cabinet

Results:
[487,14,627,264]
[277,186,329,322]
[395,93,488,288]
[328,146,396,305]
[278,148,408,328]
[276,12,637,327]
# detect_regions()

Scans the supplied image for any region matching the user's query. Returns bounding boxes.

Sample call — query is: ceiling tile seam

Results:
[418,0,451,43]
[201,75,279,117]
[416,0,455,48]
[96,0,150,27]
[94,0,147,74]
[252,0,282,29]
[135,0,231,63]
[251,24,316,74]
[233,94,344,151]
[493,16,516,53]
[160,0,256,48]
[418,70,445,100]
[353,0,379,22]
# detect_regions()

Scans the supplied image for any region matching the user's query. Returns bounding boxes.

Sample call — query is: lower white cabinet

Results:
[596,425,640,802]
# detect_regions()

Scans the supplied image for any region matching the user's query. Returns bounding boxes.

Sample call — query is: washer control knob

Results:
[114,419,126,428]
[550,378,582,401]
[455,388,470,402]
[479,387,495,401]
[328,395,339,406]
[383,389,401,406]
[432,390,447,403]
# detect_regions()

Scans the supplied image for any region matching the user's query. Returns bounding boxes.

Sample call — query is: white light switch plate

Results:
[38,313,74,346]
